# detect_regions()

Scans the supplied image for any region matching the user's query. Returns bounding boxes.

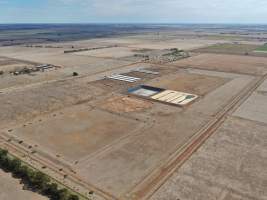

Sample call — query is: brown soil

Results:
[172,53,267,75]
[146,72,228,96]
[99,95,153,113]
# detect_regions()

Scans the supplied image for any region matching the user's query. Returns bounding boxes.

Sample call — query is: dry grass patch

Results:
[146,72,228,96]
[172,53,267,75]
[98,95,152,113]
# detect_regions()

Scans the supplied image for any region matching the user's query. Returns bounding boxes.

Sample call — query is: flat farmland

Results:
[234,79,267,124]
[98,95,153,113]
[1,64,256,199]
[0,57,132,91]
[255,44,267,52]
[1,28,267,200]
[0,77,105,128]
[193,43,260,55]
[74,47,137,59]
[0,56,36,71]
[0,47,133,91]
[0,46,132,69]
[150,116,267,200]
[9,105,143,163]
[172,53,267,75]
[146,71,229,96]
[128,39,220,50]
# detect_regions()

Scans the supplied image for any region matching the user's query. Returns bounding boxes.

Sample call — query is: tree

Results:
[58,188,69,200]
[45,183,58,197]
[16,165,29,178]
[9,158,22,174]
[68,194,79,200]
[0,155,9,169]
[0,149,8,157]
[33,171,50,191]
[25,168,36,184]
[0,149,8,167]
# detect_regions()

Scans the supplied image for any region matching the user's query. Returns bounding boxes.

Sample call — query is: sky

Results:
[0,0,267,24]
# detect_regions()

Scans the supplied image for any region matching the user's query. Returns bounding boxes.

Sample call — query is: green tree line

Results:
[0,148,80,200]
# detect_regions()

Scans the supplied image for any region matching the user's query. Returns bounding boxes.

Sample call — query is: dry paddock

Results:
[0,46,132,69]
[9,106,143,163]
[171,53,267,76]
[150,72,267,200]
[74,46,137,59]
[1,32,267,200]
[1,67,256,199]
[150,116,267,200]
[145,71,229,96]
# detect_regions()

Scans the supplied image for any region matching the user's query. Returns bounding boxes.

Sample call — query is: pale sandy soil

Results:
[74,47,137,58]
[128,39,220,50]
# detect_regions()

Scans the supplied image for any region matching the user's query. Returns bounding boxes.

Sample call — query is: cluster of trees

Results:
[0,149,80,200]
[170,48,184,54]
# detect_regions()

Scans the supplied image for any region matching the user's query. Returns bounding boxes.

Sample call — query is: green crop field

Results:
[255,44,267,52]
[193,43,259,55]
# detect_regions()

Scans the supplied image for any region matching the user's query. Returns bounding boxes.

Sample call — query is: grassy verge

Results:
[255,44,267,52]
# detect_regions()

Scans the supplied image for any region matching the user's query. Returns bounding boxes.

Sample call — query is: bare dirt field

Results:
[0,169,48,200]
[0,46,132,70]
[150,116,267,200]
[172,53,267,75]
[74,47,137,59]
[146,71,229,96]
[0,77,105,128]
[0,57,21,67]
[234,79,267,124]
[98,95,153,113]
[0,56,35,72]
[9,105,142,163]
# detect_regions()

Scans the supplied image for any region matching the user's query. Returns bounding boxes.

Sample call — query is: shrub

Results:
[73,72,79,76]
[58,188,69,200]
[9,158,22,174]
[44,183,58,197]
[0,149,8,157]
[68,194,79,200]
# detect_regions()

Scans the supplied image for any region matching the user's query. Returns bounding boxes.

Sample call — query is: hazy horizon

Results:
[0,0,267,24]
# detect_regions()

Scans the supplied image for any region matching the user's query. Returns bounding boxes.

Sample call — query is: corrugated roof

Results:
[151,90,198,106]
[106,74,141,83]
[134,68,159,75]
